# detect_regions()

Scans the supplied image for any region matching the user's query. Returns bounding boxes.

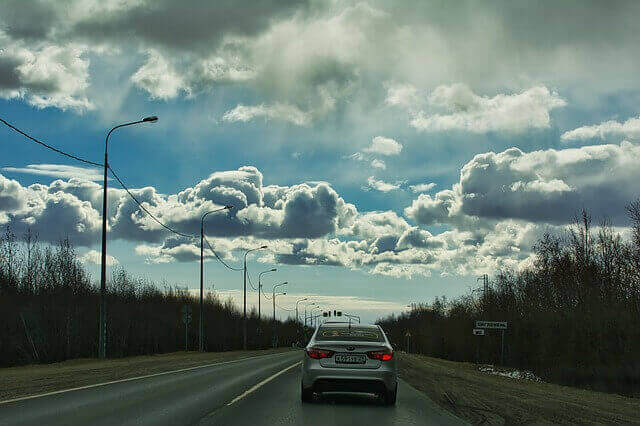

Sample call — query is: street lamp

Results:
[258,268,277,321]
[272,282,288,322]
[243,245,268,349]
[99,115,157,360]
[199,206,234,352]
[295,297,307,325]
[310,306,322,327]
[304,302,317,327]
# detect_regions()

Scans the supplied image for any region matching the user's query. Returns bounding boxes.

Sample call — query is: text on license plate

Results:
[335,354,366,364]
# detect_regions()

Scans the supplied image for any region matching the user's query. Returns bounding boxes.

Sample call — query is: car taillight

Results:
[306,348,335,359]
[367,350,393,361]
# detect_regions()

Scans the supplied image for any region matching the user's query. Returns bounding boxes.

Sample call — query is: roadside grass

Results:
[398,353,640,425]
[0,348,295,401]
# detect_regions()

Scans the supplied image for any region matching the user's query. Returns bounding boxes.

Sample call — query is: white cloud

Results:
[204,289,407,321]
[130,50,186,99]
[80,249,119,266]
[409,182,436,193]
[362,136,403,156]
[0,37,93,111]
[365,176,401,192]
[130,50,256,99]
[222,103,312,126]
[409,84,566,133]
[371,159,386,170]
[561,116,640,142]
[405,141,640,226]
[2,164,105,181]
[384,81,420,108]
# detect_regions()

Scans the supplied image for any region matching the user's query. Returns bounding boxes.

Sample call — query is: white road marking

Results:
[0,351,299,405]
[226,361,301,406]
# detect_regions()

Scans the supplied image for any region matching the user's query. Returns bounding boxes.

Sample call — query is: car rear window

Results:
[315,326,385,342]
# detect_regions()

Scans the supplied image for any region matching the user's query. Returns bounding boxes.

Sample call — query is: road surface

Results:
[0,351,466,425]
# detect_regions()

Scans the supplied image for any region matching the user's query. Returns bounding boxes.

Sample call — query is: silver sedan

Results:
[301,322,397,405]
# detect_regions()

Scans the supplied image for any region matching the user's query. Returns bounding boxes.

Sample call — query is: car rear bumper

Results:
[302,358,397,393]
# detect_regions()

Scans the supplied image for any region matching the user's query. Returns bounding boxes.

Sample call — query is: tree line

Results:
[0,229,301,367]
[378,203,640,397]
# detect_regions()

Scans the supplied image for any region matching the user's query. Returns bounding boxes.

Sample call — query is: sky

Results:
[2,0,640,323]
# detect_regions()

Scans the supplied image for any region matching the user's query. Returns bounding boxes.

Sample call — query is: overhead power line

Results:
[203,235,244,271]
[247,272,257,291]
[276,303,295,312]
[1,116,249,273]
[108,165,194,238]
[1,117,102,167]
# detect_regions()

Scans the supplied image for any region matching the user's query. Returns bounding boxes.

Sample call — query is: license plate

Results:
[335,354,366,364]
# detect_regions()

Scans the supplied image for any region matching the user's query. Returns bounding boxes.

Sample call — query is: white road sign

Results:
[472,329,485,336]
[475,321,507,329]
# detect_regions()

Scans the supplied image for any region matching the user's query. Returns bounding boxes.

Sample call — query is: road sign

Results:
[182,305,192,325]
[473,329,485,336]
[475,321,507,329]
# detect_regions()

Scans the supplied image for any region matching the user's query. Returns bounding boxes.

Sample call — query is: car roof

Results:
[319,322,379,329]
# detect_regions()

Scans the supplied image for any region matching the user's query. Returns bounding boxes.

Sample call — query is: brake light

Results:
[306,348,335,359]
[367,350,393,361]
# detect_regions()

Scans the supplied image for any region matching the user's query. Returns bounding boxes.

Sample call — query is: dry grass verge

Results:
[0,348,293,401]
[398,353,640,425]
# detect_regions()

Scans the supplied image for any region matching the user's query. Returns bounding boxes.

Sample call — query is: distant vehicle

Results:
[301,322,397,405]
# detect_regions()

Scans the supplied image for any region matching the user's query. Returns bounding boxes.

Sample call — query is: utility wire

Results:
[246,272,257,291]
[108,165,195,238]
[1,116,253,273]
[276,303,295,312]
[203,235,244,271]
[1,117,103,167]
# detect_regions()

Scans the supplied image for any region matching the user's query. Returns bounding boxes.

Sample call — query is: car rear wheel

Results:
[301,382,313,403]
[383,385,397,406]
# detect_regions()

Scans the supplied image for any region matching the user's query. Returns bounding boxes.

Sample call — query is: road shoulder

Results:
[398,353,640,424]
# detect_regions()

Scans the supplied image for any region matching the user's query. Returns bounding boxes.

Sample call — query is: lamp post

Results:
[304,302,316,327]
[258,268,277,321]
[99,115,157,360]
[243,245,267,350]
[200,206,233,352]
[295,297,308,325]
[310,306,322,327]
[272,282,288,322]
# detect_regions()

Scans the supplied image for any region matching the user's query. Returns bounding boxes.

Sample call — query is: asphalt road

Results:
[0,351,466,426]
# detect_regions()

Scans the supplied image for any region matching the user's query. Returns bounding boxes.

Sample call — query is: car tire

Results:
[383,385,397,406]
[301,382,313,403]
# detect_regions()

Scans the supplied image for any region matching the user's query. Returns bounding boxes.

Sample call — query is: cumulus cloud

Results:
[3,0,640,120]
[2,164,105,181]
[130,50,256,99]
[561,116,640,142]
[0,166,357,247]
[130,51,186,99]
[365,177,401,192]
[80,249,118,266]
[371,159,386,170]
[409,182,436,193]
[408,84,566,133]
[0,36,93,111]
[384,82,420,108]
[222,103,312,126]
[362,136,403,156]
[405,141,640,226]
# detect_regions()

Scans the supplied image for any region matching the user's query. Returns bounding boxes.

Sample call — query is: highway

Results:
[0,351,466,426]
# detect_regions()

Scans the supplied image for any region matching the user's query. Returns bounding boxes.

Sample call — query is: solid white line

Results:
[0,351,299,406]
[226,361,301,406]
